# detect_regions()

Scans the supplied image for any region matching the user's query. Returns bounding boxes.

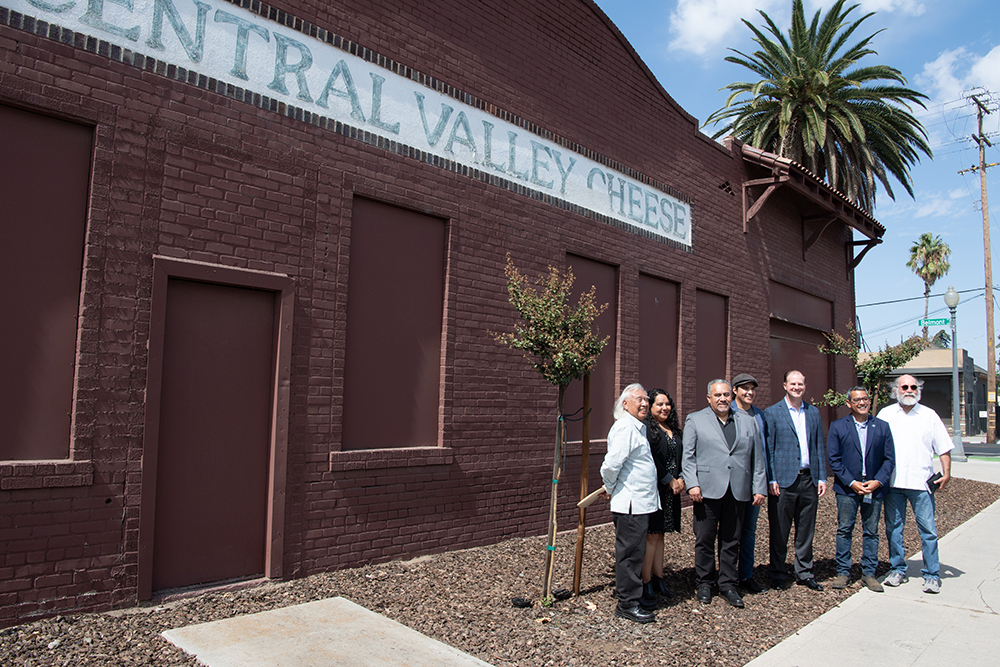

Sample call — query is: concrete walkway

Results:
[162,597,492,667]
[745,457,1000,667]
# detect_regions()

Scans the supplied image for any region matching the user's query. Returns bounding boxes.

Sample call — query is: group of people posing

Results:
[599,371,955,624]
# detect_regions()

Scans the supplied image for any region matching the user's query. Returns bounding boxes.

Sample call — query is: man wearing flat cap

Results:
[732,373,768,593]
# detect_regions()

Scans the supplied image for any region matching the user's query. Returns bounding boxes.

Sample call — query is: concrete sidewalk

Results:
[745,457,1000,667]
[162,597,492,667]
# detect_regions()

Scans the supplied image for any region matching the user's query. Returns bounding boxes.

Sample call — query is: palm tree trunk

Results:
[923,282,931,340]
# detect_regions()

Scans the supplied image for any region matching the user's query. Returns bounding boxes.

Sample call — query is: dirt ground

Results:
[3,476,998,667]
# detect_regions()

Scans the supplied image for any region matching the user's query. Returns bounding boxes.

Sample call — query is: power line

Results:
[857,287,986,308]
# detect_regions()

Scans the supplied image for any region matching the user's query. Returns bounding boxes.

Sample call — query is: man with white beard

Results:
[877,375,953,593]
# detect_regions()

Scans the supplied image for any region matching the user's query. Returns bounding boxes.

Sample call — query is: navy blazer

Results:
[764,398,826,488]
[827,414,895,498]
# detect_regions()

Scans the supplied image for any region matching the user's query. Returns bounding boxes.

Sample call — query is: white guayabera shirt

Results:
[877,403,954,491]
[601,413,660,515]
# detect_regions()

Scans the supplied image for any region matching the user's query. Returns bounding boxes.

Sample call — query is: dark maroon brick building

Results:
[0,0,881,623]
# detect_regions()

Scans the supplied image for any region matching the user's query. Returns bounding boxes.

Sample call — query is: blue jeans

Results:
[835,493,882,576]
[884,487,939,579]
[738,501,760,581]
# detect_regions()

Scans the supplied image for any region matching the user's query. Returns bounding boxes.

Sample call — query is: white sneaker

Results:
[922,577,941,594]
[883,571,909,587]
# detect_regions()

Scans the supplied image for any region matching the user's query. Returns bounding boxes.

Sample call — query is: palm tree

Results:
[705,0,932,212]
[907,233,951,340]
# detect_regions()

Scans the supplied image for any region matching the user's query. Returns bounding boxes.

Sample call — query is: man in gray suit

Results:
[682,379,767,608]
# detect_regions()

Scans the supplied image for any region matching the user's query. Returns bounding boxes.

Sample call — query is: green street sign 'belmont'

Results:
[919,318,950,326]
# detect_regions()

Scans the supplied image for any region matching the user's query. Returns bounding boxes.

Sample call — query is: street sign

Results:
[919,318,950,326]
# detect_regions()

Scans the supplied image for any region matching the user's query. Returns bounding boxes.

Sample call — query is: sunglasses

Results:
[899,384,919,390]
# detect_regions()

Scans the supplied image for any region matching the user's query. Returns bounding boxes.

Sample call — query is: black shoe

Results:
[695,584,712,604]
[770,577,791,590]
[720,588,745,608]
[652,574,674,599]
[615,602,655,623]
[640,582,657,611]
[740,578,765,594]
[797,577,824,591]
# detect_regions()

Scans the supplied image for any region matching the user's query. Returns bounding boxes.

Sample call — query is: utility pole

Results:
[962,92,997,442]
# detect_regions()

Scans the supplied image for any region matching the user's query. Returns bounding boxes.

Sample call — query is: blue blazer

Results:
[827,414,895,498]
[764,398,825,488]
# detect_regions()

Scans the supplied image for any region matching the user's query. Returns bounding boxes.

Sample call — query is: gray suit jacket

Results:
[681,406,767,502]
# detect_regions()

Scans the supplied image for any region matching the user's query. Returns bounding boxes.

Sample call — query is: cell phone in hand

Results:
[927,472,943,493]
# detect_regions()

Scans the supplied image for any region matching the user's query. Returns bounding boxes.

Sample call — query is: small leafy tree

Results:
[817,322,927,412]
[493,254,608,600]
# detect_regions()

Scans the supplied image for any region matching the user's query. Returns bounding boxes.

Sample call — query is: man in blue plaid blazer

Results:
[764,370,827,591]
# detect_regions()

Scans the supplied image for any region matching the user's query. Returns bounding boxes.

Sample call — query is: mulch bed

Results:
[3,476,998,667]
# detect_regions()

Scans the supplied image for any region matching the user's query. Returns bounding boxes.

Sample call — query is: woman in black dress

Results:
[640,388,684,608]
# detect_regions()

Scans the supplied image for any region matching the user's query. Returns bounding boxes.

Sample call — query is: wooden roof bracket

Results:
[742,174,790,232]
[847,238,882,275]
[802,214,839,259]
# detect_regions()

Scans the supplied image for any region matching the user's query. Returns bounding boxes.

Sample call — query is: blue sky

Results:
[592,0,1000,370]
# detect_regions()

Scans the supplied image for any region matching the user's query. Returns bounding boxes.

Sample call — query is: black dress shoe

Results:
[797,577,824,591]
[720,588,745,608]
[695,584,712,604]
[615,602,655,623]
[740,578,765,594]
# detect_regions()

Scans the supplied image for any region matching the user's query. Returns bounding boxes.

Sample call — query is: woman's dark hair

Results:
[645,388,681,440]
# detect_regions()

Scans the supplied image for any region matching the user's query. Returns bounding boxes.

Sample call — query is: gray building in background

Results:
[863,348,987,437]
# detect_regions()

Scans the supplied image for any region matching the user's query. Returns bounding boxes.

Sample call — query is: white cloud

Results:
[667,0,782,57]
[915,195,962,218]
[967,45,1000,96]
[917,45,1000,108]
[917,48,971,104]
[876,189,971,223]
[667,0,926,59]
[847,0,926,15]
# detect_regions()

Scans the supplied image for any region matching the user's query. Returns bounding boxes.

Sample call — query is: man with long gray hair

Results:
[601,383,658,623]
[877,375,953,594]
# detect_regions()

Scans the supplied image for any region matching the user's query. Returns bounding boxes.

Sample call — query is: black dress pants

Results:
[692,486,745,590]
[768,469,818,581]
[612,512,650,605]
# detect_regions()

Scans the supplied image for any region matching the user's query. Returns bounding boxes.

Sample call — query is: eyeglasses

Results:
[899,384,919,390]
[850,397,870,404]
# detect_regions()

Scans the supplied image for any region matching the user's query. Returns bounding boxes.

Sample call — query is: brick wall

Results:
[0,0,860,624]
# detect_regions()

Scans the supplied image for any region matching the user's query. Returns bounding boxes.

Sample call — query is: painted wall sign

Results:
[5,0,693,246]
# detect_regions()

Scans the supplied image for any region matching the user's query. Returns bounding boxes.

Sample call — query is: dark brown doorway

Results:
[150,278,275,592]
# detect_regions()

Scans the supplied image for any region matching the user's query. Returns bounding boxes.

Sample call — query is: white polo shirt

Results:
[877,402,954,491]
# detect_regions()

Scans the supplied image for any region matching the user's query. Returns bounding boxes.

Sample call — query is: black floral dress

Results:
[645,418,683,534]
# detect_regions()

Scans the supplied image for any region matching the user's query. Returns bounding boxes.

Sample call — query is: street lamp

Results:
[944,286,968,461]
